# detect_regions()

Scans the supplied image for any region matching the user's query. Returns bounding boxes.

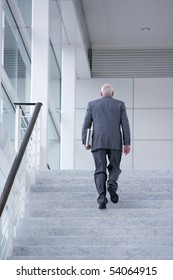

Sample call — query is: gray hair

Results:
[101,83,114,96]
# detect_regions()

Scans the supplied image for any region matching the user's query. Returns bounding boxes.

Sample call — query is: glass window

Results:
[49,44,61,112]
[15,0,32,39]
[3,1,31,102]
[49,0,62,112]
[0,85,15,141]
[48,0,62,169]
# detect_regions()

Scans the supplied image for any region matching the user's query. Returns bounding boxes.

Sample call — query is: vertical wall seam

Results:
[132,78,135,169]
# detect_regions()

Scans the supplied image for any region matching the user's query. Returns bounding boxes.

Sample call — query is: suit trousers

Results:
[92,149,122,204]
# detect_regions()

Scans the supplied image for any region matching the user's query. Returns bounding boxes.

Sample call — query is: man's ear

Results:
[101,91,103,96]
[112,91,114,97]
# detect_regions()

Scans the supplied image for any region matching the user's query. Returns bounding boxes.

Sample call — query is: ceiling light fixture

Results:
[140,27,151,31]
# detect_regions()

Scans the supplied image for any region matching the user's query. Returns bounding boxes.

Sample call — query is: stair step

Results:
[24,208,173,218]
[17,216,173,228]
[8,254,173,260]
[31,183,173,193]
[27,192,173,201]
[16,226,173,237]
[36,169,173,179]
[35,179,173,187]
[13,235,173,247]
[11,245,173,259]
[23,199,173,209]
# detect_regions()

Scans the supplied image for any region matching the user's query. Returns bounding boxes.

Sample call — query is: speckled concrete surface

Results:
[8,169,173,260]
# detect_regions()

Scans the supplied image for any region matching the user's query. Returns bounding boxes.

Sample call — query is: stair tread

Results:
[31,184,173,193]
[13,235,173,246]
[23,199,173,209]
[18,216,173,227]
[8,255,173,260]
[11,245,173,259]
[27,192,173,200]
[24,208,173,217]
[16,226,173,238]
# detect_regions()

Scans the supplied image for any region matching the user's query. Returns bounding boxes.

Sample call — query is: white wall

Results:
[75,77,173,170]
[133,78,173,169]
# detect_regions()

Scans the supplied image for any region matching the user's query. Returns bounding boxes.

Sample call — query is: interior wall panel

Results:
[134,109,173,140]
[134,78,173,108]
[134,141,173,169]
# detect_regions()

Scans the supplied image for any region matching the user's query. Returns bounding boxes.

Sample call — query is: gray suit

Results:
[82,96,131,204]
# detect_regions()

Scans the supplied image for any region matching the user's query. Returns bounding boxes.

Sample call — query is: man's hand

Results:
[123,145,131,155]
[85,145,91,150]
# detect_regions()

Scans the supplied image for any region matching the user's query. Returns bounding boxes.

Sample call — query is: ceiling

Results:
[81,0,173,49]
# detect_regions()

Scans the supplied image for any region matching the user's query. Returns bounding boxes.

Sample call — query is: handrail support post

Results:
[15,105,21,152]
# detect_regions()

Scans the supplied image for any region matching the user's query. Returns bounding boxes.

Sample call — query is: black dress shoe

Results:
[98,203,107,209]
[108,185,119,203]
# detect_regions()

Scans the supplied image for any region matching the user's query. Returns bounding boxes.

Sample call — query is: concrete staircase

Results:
[9,170,173,259]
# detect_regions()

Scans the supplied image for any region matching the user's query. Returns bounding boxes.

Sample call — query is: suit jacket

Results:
[82,96,131,152]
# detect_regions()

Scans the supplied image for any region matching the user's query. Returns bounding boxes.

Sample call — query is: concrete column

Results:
[60,45,76,169]
[31,0,49,169]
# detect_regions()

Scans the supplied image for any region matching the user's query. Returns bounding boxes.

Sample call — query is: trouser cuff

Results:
[107,180,118,191]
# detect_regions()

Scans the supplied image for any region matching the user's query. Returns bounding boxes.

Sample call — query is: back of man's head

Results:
[101,83,114,97]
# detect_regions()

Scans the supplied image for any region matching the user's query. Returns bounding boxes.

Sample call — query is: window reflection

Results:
[15,0,32,39]
[0,85,15,141]
[3,1,31,102]
[48,0,62,169]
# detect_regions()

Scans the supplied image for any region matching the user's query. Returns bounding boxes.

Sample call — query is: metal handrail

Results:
[0,102,42,217]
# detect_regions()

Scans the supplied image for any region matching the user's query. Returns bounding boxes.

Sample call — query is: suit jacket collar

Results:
[102,96,113,99]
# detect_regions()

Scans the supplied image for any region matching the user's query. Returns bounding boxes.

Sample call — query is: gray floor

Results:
[9,169,173,259]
